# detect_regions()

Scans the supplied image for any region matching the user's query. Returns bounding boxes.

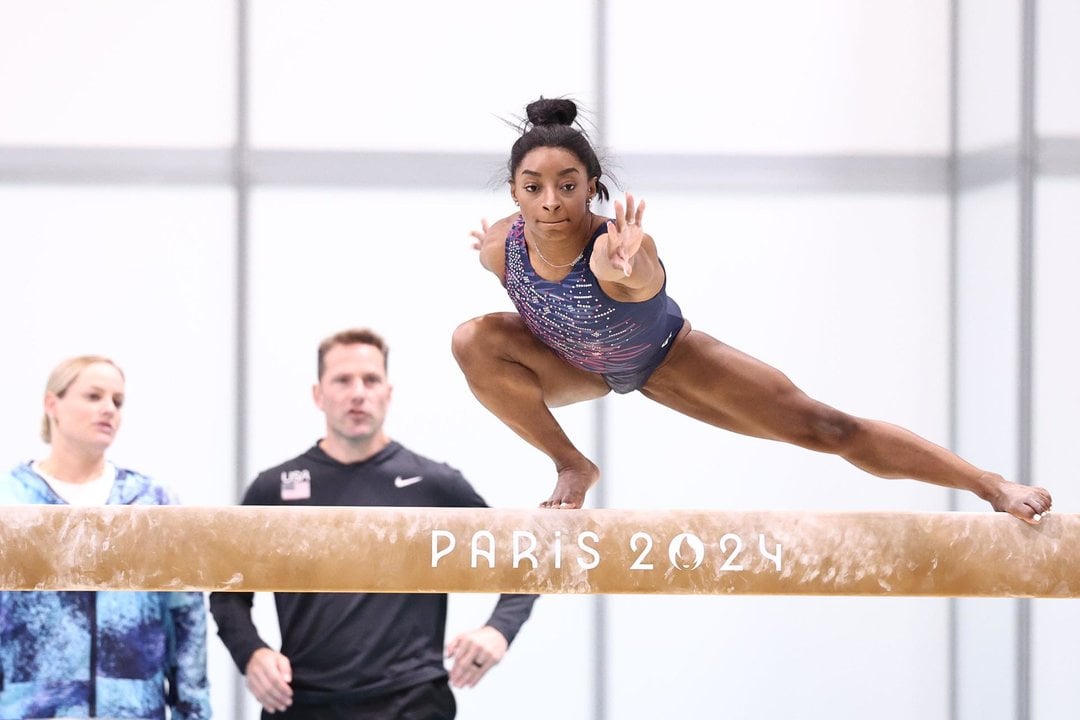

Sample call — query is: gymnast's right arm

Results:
[470,214,514,281]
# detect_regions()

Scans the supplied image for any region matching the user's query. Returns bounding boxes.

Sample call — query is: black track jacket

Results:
[209,442,536,702]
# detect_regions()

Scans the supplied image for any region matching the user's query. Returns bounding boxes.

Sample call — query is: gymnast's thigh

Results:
[454,312,611,407]
[641,328,823,441]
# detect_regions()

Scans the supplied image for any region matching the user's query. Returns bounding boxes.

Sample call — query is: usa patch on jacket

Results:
[280,469,311,500]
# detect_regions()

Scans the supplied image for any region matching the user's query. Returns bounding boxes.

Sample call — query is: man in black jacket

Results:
[210,328,536,720]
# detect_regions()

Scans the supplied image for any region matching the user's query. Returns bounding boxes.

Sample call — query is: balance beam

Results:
[0,506,1074,597]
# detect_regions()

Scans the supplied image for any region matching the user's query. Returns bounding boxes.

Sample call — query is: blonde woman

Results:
[0,355,211,720]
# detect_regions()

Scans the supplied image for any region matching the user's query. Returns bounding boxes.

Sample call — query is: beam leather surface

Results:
[0,506,1073,597]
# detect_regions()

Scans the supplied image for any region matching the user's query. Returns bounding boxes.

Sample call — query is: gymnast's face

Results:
[313,342,392,445]
[511,146,597,236]
[45,362,125,451]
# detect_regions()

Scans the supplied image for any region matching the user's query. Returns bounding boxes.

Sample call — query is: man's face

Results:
[313,342,392,445]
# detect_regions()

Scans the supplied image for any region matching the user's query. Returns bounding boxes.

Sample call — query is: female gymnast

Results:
[452,97,1051,524]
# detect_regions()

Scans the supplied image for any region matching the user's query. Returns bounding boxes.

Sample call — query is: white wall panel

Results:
[0,1,234,147]
[607,1,948,154]
[954,599,1020,720]
[953,183,1021,720]
[609,596,947,720]
[956,0,1022,152]
[1037,0,1080,135]
[250,0,595,151]
[1031,178,1080,527]
[1030,178,1080,720]
[954,184,1020,490]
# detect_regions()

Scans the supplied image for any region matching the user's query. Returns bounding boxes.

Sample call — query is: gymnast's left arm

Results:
[590,193,665,300]
[165,591,212,720]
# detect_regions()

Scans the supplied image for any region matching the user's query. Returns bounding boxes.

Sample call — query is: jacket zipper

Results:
[89,592,98,717]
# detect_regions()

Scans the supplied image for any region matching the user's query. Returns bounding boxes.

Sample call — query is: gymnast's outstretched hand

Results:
[446,625,508,689]
[470,215,515,278]
[597,192,647,277]
[469,218,493,252]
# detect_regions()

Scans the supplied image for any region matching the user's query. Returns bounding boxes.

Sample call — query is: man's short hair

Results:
[316,328,389,379]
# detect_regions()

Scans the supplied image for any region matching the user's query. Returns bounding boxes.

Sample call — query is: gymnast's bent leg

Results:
[452,312,610,508]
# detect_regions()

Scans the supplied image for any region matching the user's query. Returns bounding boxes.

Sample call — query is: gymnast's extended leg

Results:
[640,327,1052,523]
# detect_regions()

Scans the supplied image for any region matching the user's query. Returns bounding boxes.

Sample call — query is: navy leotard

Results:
[504,215,684,393]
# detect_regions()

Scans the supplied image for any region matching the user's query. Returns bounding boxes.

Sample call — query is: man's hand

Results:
[245,647,294,714]
[446,625,509,689]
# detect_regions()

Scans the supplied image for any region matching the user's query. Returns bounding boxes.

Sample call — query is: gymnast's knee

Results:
[798,405,862,454]
[451,313,518,366]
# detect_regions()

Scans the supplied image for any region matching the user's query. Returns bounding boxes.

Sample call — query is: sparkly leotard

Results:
[504,215,685,394]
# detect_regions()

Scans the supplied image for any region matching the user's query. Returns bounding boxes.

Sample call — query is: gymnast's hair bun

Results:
[525,98,577,127]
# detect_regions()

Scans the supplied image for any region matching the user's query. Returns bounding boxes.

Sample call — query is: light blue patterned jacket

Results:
[0,463,211,720]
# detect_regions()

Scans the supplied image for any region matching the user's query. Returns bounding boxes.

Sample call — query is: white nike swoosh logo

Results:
[661,332,673,348]
[394,475,423,488]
